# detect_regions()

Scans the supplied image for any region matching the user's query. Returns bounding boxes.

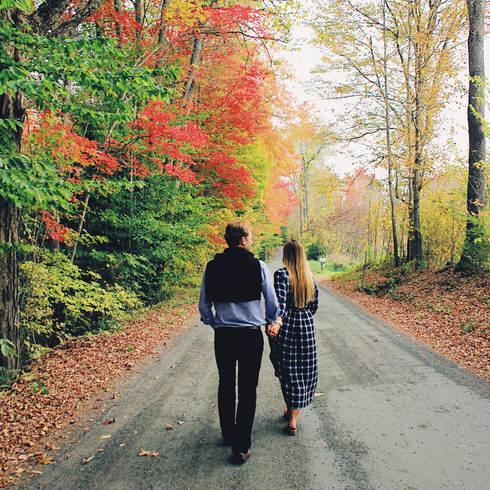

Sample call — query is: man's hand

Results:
[267,321,281,338]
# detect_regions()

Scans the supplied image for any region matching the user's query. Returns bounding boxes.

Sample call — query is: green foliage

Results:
[80,175,213,303]
[257,233,283,261]
[461,323,475,334]
[28,380,49,395]
[0,155,76,207]
[19,252,140,359]
[306,243,320,260]
[0,22,179,151]
[0,0,32,10]
[457,216,490,271]
[0,338,16,357]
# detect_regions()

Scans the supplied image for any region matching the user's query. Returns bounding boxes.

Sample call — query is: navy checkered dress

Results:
[269,267,319,409]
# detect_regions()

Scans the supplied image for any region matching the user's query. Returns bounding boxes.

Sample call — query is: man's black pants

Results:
[214,327,264,454]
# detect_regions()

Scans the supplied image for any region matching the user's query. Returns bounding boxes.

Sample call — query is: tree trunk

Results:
[181,0,217,108]
[70,194,90,264]
[0,37,25,368]
[0,197,20,370]
[157,0,169,45]
[409,7,425,267]
[182,35,204,107]
[457,0,487,270]
[383,0,400,267]
[302,157,310,226]
[134,0,142,42]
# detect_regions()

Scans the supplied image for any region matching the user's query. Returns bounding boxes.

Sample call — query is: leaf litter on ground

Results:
[0,302,197,487]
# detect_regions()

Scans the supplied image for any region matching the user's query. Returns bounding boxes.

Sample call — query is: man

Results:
[199,222,278,464]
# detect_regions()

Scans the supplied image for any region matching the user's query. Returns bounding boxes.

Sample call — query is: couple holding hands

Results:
[199,222,319,465]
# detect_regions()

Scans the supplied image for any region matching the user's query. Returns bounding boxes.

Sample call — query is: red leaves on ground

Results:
[0,302,197,487]
[321,269,490,382]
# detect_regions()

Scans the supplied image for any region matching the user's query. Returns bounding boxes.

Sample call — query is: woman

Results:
[268,240,319,435]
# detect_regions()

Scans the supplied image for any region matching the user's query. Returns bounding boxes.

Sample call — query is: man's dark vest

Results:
[205,247,262,302]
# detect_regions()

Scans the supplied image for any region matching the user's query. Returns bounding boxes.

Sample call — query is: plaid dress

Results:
[269,267,319,409]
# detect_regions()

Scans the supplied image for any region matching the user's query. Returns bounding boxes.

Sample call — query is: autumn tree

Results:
[309,0,466,266]
[276,103,333,236]
[1,0,301,370]
[0,0,104,370]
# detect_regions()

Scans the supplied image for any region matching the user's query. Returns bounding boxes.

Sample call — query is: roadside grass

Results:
[309,259,358,280]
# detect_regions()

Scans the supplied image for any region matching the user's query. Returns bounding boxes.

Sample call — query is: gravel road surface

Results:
[22,251,490,490]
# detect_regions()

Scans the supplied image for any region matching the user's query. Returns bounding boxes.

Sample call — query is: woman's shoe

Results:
[285,424,297,436]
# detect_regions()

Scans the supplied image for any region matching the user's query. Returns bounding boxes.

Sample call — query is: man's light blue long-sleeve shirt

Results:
[199,261,278,329]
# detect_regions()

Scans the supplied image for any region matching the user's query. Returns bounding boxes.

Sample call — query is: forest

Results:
[0,0,488,378]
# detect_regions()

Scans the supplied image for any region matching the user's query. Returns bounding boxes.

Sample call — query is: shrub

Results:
[19,252,140,359]
[306,243,320,260]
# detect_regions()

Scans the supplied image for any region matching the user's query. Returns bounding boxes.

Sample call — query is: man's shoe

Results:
[232,451,251,465]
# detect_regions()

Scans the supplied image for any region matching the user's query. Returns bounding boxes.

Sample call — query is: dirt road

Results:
[22,252,490,489]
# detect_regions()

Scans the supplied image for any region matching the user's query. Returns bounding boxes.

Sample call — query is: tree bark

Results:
[0,197,20,370]
[157,0,169,45]
[182,35,204,108]
[407,1,425,266]
[134,0,142,42]
[457,0,487,270]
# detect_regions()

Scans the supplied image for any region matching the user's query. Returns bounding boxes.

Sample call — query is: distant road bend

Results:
[23,250,490,490]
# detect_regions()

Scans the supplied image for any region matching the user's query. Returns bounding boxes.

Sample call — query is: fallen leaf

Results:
[81,455,94,465]
[166,424,173,430]
[103,419,116,425]
[101,435,111,440]
[38,457,54,465]
[314,393,324,397]
[138,449,159,457]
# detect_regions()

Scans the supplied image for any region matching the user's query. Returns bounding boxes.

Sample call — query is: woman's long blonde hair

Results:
[282,240,315,308]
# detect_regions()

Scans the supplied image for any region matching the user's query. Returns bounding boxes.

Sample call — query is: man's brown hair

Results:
[224,222,251,247]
